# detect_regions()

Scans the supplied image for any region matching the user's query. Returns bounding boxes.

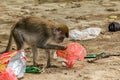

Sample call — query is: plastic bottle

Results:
[69,28,101,40]
[108,22,120,32]
[85,52,104,58]
[25,66,42,73]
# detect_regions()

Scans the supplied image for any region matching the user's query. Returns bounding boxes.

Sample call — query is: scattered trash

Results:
[85,52,104,58]
[106,8,118,12]
[0,68,18,80]
[69,28,101,40]
[0,51,17,72]
[56,42,86,68]
[0,50,26,78]
[87,52,120,63]
[25,66,43,73]
[109,15,117,19]
[53,52,67,62]
[7,50,26,78]
[108,22,120,32]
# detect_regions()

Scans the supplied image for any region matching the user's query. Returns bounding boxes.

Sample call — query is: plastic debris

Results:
[85,52,104,58]
[25,66,43,73]
[0,68,18,80]
[56,42,86,68]
[87,52,120,63]
[109,15,117,19]
[0,51,17,72]
[53,52,67,62]
[7,50,26,78]
[69,28,101,40]
[0,50,26,78]
[108,22,120,32]
[85,54,97,58]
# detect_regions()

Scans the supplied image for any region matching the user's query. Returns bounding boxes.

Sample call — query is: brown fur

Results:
[1,16,69,67]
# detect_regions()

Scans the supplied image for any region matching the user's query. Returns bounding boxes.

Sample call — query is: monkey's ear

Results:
[66,33,69,38]
[53,27,60,32]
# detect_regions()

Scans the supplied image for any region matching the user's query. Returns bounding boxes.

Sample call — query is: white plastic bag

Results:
[53,52,67,62]
[7,50,26,78]
[69,28,101,40]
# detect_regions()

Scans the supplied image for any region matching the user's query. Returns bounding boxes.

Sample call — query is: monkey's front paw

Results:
[60,46,67,50]
[87,60,96,63]
[34,62,39,67]
[46,65,58,68]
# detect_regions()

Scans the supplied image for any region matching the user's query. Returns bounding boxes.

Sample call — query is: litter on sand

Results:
[108,22,120,32]
[0,50,26,79]
[25,66,43,73]
[0,68,18,80]
[69,28,101,40]
[56,42,86,68]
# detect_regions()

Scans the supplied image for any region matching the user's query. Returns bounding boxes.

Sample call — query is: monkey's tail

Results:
[0,23,16,54]
[5,32,13,52]
[0,32,13,54]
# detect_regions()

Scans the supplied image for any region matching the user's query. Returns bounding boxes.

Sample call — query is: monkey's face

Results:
[53,28,68,43]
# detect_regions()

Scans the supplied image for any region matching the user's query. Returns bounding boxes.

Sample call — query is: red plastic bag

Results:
[57,42,86,68]
[0,50,25,79]
[0,68,18,80]
[0,51,17,72]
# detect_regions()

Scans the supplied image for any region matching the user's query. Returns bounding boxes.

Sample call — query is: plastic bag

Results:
[7,50,26,78]
[0,51,17,72]
[0,68,18,80]
[69,28,101,40]
[56,42,86,68]
[25,66,43,73]
[0,50,26,78]
[108,22,120,32]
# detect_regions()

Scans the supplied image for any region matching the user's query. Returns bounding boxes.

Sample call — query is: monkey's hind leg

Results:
[45,49,51,68]
[45,49,58,68]
[13,29,24,50]
[31,46,39,66]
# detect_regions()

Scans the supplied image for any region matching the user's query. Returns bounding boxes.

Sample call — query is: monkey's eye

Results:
[60,31,64,35]
[66,33,69,37]
[59,37,64,40]
[56,27,61,31]
[58,30,63,34]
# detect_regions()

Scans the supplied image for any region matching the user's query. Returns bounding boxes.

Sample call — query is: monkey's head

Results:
[53,24,69,43]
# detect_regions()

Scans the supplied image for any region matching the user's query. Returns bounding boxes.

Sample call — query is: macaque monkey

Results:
[1,16,69,68]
